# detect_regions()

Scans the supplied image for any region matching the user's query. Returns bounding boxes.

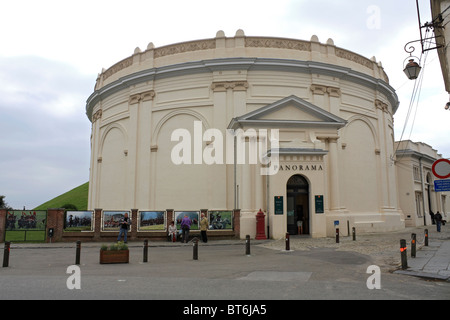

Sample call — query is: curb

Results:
[393,269,450,281]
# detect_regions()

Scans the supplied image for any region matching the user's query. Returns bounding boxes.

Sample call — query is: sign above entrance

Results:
[432,159,450,179]
[278,164,323,172]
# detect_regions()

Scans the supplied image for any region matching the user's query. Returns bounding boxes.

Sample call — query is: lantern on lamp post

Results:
[403,58,422,80]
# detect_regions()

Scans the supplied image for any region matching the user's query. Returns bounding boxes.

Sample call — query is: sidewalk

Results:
[259,224,450,281]
[394,234,450,281]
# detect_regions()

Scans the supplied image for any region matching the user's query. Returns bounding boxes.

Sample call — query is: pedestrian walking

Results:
[181,214,192,243]
[200,213,208,243]
[435,211,443,232]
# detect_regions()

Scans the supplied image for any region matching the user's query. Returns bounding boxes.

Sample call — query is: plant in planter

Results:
[99,242,129,264]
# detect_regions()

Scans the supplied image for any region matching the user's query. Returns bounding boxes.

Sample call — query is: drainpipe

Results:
[234,134,237,209]
[419,157,426,226]
[266,171,270,239]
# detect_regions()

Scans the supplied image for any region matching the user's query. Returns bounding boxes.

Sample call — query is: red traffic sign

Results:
[432,159,450,179]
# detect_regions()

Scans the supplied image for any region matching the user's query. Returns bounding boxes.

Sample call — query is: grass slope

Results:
[34,182,89,211]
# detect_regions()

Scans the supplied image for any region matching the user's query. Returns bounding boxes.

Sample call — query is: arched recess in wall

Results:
[151,109,211,147]
[341,116,380,213]
[152,110,212,210]
[98,123,128,209]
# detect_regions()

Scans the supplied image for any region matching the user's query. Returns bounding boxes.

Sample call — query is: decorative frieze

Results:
[103,57,133,80]
[98,35,386,90]
[154,39,216,58]
[335,48,374,70]
[245,37,311,51]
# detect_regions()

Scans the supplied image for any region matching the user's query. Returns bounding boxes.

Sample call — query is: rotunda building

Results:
[86,30,403,239]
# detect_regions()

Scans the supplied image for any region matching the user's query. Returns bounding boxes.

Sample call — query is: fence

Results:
[0,208,241,243]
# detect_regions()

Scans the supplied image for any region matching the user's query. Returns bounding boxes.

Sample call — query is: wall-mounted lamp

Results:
[403,58,422,80]
[402,0,444,81]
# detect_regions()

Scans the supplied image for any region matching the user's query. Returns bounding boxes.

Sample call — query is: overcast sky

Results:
[1,0,449,209]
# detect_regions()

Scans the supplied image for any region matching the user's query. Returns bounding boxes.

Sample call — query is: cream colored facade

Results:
[395,140,449,227]
[86,30,406,239]
[431,0,450,94]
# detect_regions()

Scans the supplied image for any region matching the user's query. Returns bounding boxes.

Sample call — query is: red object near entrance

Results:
[255,209,267,240]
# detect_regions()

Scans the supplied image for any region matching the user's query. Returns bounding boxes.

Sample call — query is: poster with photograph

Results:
[102,211,130,231]
[139,211,166,231]
[174,211,199,230]
[5,210,47,231]
[208,210,233,230]
[65,211,93,231]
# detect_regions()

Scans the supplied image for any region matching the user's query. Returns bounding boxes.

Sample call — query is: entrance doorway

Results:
[286,175,309,235]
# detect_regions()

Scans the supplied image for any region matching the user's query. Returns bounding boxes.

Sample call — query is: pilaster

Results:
[129,90,155,209]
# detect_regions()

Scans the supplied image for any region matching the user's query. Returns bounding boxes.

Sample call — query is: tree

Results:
[0,195,13,210]
[61,203,78,211]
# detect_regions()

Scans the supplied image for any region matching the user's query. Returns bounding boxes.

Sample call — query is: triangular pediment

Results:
[228,95,346,129]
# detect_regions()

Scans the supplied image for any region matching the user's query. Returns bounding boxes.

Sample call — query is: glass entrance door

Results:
[286,175,309,235]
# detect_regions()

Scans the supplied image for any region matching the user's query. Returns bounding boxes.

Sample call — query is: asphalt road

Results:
[1,243,449,301]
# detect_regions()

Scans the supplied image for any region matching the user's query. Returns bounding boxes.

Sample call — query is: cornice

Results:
[86,57,398,122]
[395,149,437,163]
[99,35,388,85]
[266,148,328,157]
[229,119,347,129]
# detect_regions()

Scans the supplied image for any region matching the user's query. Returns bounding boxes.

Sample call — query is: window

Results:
[413,166,420,181]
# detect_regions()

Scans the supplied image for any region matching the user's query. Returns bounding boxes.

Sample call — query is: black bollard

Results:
[143,239,148,263]
[245,235,251,256]
[424,229,428,246]
[400,239,407,270]
[411,233,416,258]
[193,238,198,260]
[75,240,81,265]
[285,233,290,251]
[3,241,11,268]
[352,227,356,241]
[336,228,339,244]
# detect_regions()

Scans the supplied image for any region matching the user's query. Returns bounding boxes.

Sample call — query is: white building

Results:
[396,140,449,227]
[85,30,446,239]
[431,0,450,95]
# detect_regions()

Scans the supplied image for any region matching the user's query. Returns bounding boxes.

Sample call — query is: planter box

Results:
[99,249,129,264]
